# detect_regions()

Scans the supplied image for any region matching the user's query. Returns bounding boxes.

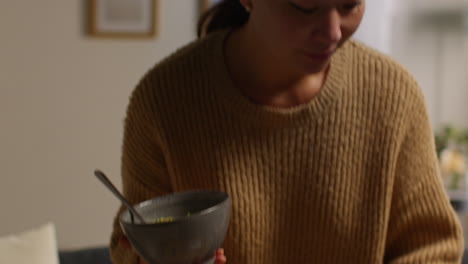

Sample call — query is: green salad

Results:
[151,212,191,224]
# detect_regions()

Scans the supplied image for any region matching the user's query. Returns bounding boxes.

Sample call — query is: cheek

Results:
[340,13,365,41]
[255,9,305,52]
[344,7,366,36]
[271,12,313,49]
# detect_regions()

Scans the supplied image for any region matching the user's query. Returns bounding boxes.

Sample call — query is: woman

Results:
[110,0,464,263]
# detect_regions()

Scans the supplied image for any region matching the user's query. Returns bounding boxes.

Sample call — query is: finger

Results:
[215,255,227,264]
[215,248,226,263]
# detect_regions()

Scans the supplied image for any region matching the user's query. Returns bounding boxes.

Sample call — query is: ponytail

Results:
[197,0,250,38]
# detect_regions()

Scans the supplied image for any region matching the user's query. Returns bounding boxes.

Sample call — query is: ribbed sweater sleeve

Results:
[110,75,173,264]
[384,79,464,263]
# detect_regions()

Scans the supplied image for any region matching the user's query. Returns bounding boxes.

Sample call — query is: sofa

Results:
[59,247,112,264]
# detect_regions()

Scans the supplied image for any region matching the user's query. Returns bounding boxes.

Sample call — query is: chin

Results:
[298,60,330,75]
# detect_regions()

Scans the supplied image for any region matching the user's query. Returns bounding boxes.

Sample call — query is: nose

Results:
[320,8,342,43]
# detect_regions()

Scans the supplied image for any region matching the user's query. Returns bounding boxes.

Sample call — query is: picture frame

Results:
[88,0,158,39]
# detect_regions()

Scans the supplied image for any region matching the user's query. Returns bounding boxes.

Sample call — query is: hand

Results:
[119,235,227,264]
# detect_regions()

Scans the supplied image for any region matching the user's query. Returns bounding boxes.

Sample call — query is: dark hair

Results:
[197,0,250,38]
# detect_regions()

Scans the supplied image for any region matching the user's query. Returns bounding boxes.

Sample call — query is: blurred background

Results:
[0,0,467,251]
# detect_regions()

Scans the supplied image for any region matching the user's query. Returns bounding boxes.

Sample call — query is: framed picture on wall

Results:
[200,0,223,13]
[88,0,158,38]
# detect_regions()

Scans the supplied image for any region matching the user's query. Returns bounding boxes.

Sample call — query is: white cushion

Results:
[0,223,59,264]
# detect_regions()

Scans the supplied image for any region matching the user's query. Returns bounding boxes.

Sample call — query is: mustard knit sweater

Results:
[110,29,464,263]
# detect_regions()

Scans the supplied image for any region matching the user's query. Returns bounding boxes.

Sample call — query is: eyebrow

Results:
[288,1,319,13]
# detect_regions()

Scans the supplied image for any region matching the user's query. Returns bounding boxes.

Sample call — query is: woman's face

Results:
[243,0,366,73]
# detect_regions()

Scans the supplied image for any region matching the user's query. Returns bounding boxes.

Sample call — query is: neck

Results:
[224,26,329,108]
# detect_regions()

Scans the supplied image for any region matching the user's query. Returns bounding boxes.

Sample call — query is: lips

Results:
[303,51,334,62]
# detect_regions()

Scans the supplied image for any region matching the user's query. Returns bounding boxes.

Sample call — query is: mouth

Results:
[302,50,334,62]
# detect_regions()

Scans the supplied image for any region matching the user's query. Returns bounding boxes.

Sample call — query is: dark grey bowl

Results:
[119,190,231,264]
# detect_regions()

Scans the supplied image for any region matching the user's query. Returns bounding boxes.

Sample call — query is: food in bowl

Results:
[151,212,192,224]
[152,216,174,224]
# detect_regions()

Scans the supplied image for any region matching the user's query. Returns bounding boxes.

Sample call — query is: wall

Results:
[354,0,468,130]
[0,0,198,249]
[353,0,393,55]
[389,1,468,130]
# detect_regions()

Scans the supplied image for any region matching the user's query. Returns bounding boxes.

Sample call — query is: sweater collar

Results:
[210,29,349,128]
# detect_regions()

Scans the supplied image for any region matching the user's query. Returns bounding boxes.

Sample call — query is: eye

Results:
[288,2,319,14]
[339,2,362,12]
